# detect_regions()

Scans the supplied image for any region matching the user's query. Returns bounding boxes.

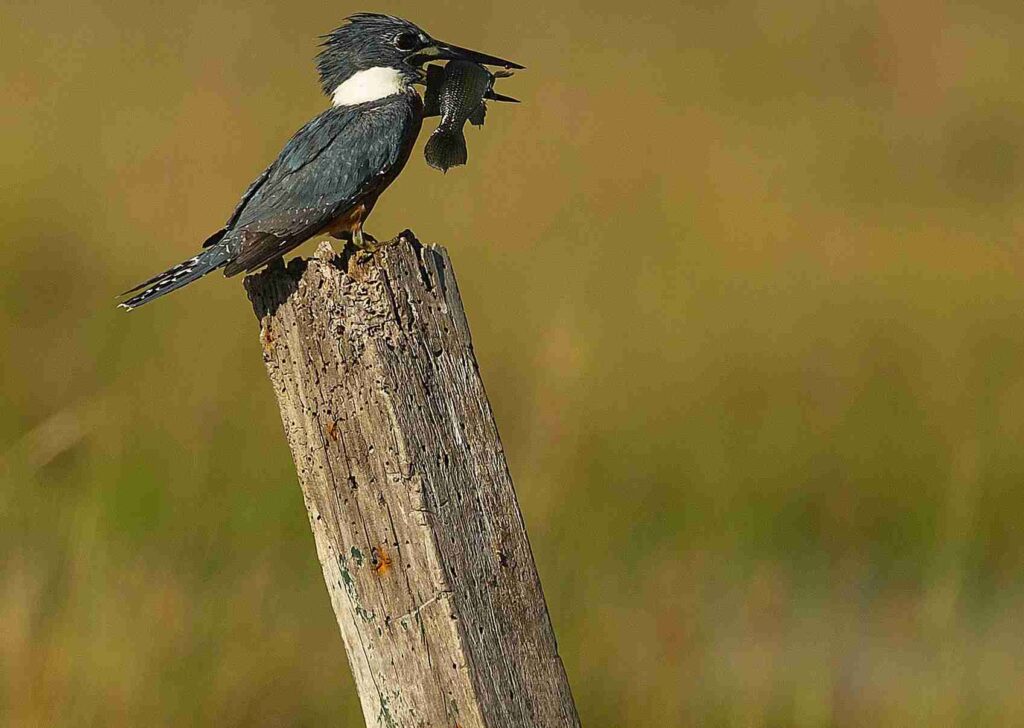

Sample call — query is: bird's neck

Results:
[331,67,412,107]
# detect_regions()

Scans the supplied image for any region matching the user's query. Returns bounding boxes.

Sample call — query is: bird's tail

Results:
[424,126,468,173]
[118,244,231,310]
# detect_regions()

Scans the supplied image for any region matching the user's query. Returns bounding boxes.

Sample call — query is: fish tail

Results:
[424,126,468,173]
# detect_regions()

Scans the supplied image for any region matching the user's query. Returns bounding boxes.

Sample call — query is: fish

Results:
[423,60,517,173]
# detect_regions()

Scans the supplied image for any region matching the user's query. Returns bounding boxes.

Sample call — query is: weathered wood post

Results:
[244,233,581,728]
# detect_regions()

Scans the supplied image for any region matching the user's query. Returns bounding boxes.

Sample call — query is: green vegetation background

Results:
[3,0,1024,725]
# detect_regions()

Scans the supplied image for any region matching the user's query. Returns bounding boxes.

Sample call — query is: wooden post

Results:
[244,233,581,728]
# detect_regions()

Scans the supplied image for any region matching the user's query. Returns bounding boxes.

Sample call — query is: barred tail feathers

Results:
[118,245,231,310]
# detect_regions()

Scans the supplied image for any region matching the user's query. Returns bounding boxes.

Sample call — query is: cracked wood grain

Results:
[244,233,581,728]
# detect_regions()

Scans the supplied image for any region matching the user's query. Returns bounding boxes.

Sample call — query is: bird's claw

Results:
[353,229,404,254]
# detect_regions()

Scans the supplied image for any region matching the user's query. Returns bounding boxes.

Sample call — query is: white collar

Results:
[332,67,407,107]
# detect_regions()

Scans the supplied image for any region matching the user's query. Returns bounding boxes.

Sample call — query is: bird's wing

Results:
[221,100,420,276]
[225,167,274,230]
[201,166,274,249]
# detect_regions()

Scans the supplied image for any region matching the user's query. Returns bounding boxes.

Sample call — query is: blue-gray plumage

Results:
[119,13,521,310]
[219,94,423,276]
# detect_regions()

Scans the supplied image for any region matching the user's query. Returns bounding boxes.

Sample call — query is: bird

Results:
[118,13,521,310]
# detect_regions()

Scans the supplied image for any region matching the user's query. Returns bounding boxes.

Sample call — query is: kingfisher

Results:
[119,13,521,310]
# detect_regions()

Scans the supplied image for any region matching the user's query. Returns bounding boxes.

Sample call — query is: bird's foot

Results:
[359,231,380,250]
[352,229,399,253]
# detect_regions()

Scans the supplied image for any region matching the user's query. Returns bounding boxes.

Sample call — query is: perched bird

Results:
[424,61,517,173]
[119,13,521,310]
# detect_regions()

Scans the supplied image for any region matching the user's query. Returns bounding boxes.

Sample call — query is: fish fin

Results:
[468,102,486,127]
[423,64,445,118]
[424,127,468,172]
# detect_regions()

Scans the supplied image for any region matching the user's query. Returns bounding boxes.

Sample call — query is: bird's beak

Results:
[486,90,520,103]
[412,40,524,70]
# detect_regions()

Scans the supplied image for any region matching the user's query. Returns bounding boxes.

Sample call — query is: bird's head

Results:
[318,14,522,107]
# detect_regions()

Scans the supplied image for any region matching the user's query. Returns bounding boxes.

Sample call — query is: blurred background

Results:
[3,0,1024,725]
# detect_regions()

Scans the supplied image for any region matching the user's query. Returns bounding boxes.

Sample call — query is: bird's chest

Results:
[354,94,423,181]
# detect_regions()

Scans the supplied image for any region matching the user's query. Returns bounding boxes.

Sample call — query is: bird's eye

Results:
[395,32,420,52]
